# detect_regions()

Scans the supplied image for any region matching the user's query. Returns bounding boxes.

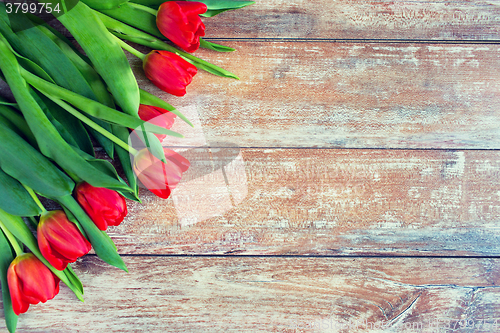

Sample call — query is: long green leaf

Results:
[0,104,37,146]
[95,11,239,79]
[58,1,140,116]
[0,209,84,301]
[200,38,235,52]
[64,265,84,296]
[34,23,117,158]
[80,0,131,10]
[0,168,43,217]
[131,0,255,13]
[58,195,128,272]
[36,93,95,156]
[31,90,82,150]
[2,9,98,100]
[74,147,140,201]
[0,229,18,333]
[139,89,193,127]
[0,120,74,199]
[112,125,140,202]
[0,37,134,194]
[21,69,183,138]
[100,3,163,39]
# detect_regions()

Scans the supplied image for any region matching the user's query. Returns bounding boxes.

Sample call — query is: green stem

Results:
[65,170,82,183]
[112,34,146,60]
[47,96,139,155]
[22,184,47,213]
[0,220,23,256]
[27,216,38,229]
[127,2,158,16]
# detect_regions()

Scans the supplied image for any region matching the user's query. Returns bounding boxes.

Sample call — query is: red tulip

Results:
[156,1,207,53]
[138,104,177,141]
[7,253,60,315]
[143,50,197,96]
[75,182,128,231]
[37,210,92,271]
[133,148,190,199]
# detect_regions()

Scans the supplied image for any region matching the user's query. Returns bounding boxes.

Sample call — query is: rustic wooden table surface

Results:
[2,1,500,332]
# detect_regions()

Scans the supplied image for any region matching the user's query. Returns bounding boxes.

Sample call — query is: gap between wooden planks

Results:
[103,148,500,256]
[132,41,500,149]
[1,1,499,330]
[2,256,500,333]
[205,0,500,41]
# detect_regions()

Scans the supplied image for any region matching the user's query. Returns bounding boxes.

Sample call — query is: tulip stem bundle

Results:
[0,0,254,331]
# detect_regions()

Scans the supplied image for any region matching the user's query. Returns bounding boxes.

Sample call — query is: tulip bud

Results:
[74,182,128,231]
[143,50,197,97]
[7,253,60,315]
[37,210,92,271]
[133,148,190,199]
[138,104,177,141]
[156,1,207,53]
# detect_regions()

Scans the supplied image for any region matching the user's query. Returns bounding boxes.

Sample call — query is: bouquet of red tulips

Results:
[0,0,254,331]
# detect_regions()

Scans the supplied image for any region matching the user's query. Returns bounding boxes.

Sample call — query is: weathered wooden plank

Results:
[105,148,500,256]
[134,42,500,149]
[2,256,500,332]
[205,0,500,41]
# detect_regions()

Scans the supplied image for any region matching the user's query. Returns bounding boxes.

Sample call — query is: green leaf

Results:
[58,195,127,272]
[74,147,140,201]
[80,0,131,10]
[0,209,84,301]
[139,89,193,127]
[0,229,18,333]
[34,24,117,158]
[61,206,88,240]
[64,265,84,296]
[58,1,140,116]
[201,9,229,17]
[200,38,235,52]
[32,90,82,150]
[0,120,74,199]
[0,39,134,194]
[131,0,255,12]
[35,93,95,156]
[21,69,184,138]
[95,11,239,79]
[2,9,98,101]
[100,3,163,39]
[189,0,255,10]
[112,125,141,202]
[0,168,43,217]
[33,23,118,158]
[0,104,37,147]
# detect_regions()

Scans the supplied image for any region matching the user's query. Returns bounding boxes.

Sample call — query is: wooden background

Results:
[2,0,500,332]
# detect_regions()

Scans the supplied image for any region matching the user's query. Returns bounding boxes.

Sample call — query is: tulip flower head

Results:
[7,253,60,315]
[133,148,190,199]
[138,104,177,141]
[143,50,197,97]
[157,1,207,53]
[37,210,92,271]
[75,182,128,231]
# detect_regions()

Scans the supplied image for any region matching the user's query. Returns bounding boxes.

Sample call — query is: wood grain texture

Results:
[104,149,500,256]
[2,2,500,331]
[205,0,500,41]
[1,256,500,333]
[132,42,500,149]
